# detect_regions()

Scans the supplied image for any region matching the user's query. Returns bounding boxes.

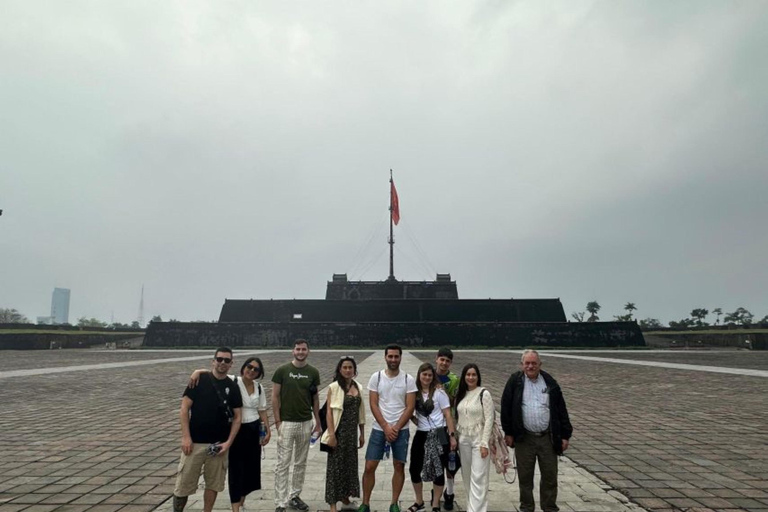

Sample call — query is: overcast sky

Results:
[2,1,767,326]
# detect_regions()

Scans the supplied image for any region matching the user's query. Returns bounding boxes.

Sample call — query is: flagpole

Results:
[388,169,395,281]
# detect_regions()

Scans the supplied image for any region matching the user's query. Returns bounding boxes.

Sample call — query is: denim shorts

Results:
[365,428,410,462]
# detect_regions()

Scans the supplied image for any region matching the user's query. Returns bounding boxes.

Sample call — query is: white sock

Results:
[445,478,454,494]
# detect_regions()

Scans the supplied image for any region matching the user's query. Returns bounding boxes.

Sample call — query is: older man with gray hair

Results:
[500,350,572,512]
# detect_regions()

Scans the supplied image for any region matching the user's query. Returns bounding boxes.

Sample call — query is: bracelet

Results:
[449,432,456,437]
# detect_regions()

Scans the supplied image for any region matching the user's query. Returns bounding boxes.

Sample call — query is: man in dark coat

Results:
[501,350,573,512]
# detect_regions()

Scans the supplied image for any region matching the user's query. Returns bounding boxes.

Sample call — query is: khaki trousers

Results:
[516,433,559,512]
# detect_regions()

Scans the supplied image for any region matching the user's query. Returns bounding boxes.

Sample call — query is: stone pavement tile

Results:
[146,485,174,495]
[0,505,29,512]
[52,505,92,512]
[632,498,670,509]
[91,485,129,494]
[648,489,684,499]
[83,478,118,486]
[16,506,57,512]
[728,497,767,508]
[4,487,44,495]
[120,484,157,494]
[35,483,75,494]
[70,494,109,505]
[709,489,743,499]
[39,494,81,505]
[117,505,157,512]
[86,505,123,512]
[109,477,142,486]
[696,497,738,508]
[54,477,90,485]
[101,494,138,505]
[129,495,167,506]
[133,477,167,486]
[65,485,102,495]
[665,497,703,508]
[9,495,52,506]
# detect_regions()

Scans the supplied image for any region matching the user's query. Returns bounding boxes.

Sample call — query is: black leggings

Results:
[409,429,448,486]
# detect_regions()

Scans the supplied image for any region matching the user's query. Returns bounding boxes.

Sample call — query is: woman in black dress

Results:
[322,356,366,512]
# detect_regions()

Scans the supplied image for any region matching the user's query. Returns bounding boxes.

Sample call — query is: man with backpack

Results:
[360,345,418,512]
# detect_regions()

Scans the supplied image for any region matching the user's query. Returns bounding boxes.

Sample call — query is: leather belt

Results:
[525,429,550,437]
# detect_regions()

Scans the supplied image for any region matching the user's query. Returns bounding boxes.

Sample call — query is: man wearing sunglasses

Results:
[173,347,243,512]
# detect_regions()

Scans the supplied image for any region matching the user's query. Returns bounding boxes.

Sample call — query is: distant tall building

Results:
[51,288,70,324]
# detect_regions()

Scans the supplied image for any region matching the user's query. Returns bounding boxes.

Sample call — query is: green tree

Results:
[624,302,637,320]
[571,311,585,322]
[586,301,601,322]
[130,321,141,329]
[77,317,107,328]
[0,308,30,323]
[712,307,723,325]
[669,318,695,329]
[724,307,754,326]
[149,315,163,323]
[690,308,709,327]
[639,318,663,330]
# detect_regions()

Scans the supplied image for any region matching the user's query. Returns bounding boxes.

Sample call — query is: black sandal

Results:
[407,503,425,512]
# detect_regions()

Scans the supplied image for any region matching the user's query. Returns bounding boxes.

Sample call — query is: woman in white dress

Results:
[454,364,494,512]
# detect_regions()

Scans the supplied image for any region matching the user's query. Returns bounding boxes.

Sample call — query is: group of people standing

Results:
[171,341,572,512]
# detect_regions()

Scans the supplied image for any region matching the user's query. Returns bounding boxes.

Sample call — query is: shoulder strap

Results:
[480,388,486,404]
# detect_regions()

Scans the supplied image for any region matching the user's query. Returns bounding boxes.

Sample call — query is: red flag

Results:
[390,180,400,225]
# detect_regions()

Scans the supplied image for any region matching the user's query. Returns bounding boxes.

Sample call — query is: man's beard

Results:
[387,361,400,371]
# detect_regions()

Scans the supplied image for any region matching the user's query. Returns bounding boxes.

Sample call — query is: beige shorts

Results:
[174,443,228,497]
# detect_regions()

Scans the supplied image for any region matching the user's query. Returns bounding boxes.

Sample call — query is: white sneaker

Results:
[341,501,359,510]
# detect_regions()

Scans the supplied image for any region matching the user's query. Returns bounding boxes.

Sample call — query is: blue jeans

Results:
[365,428,410,462]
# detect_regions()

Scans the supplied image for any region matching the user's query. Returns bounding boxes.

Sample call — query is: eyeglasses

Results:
[215,357,232,364]
[246,364,260,372]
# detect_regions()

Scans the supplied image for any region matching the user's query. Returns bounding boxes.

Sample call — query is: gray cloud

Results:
[2,1,767,325]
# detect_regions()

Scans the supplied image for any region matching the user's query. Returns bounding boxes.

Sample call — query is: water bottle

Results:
[310,431,320,447]
[448,451,457,472]
[259,423,268,460]
[383,442,391,460]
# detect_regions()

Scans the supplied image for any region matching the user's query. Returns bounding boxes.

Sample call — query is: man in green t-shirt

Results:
[271,339,322,512]
[435,347,460,510]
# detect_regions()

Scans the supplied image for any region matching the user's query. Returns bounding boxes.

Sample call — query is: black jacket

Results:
[500,370,573,455]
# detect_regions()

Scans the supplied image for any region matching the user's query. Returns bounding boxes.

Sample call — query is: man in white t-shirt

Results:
[360,345,417,512]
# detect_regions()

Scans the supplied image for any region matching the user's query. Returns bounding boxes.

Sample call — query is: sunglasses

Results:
[340,355,355,360]
[215,357,232,364]
[245,364,261,372]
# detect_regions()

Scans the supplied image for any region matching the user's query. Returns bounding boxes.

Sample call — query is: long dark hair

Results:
[334,356,359,393]
[240,357,265,379]
[454,363,482,420]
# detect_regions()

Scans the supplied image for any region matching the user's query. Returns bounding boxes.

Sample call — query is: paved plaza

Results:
[1,348,767,512]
